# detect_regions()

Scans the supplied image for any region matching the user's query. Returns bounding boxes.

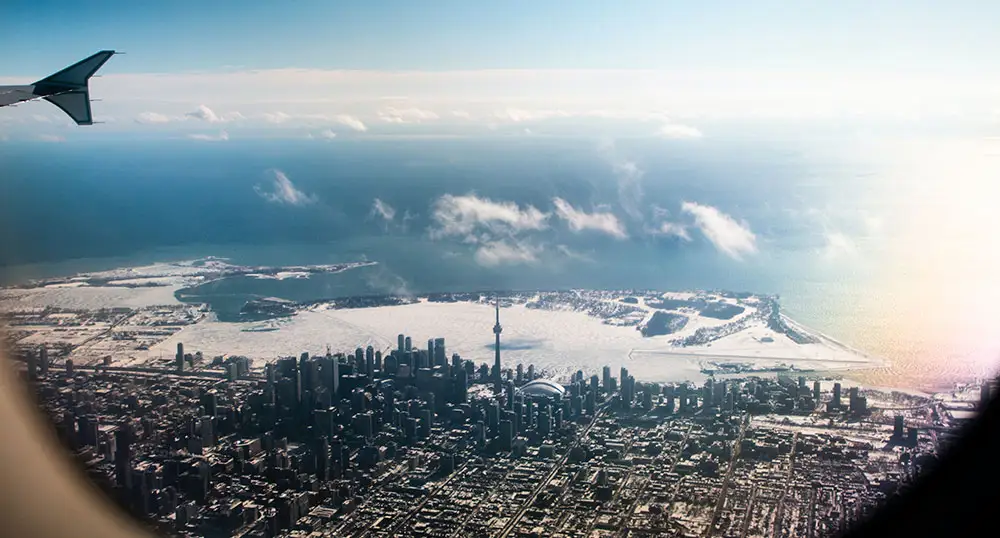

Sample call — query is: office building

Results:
[176,343,185,373]
[434,338,446,366]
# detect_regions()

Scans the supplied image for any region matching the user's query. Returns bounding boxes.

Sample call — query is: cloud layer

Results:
[474,240,541,267]
[681,202,757,259]
[370,198,396,222]
[187,130,229,141]
[430,194,548,240]
[658,122,704,139]
[552,198,628,239]
[254,170,316,206]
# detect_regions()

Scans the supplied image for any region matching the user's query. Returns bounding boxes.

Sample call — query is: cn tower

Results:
[493,294,502,394]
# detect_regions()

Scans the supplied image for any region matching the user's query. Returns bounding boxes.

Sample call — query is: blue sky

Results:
[2,1,999,138]
[3,0,999,74]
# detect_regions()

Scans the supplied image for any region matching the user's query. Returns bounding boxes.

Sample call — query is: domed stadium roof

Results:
[517,379,566,398]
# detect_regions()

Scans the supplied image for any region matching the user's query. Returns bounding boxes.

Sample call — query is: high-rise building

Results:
[434,338,446,366]
[602,366,611,393]
[38,346,48,376]
[115,421,132,490]
[894,415,904,438]
[397,334,405,354]
[527,364,534,381]
[25,349,37,381]
[516,363,524,384]
[65,359,74,378]
[813,381,821,403]
[404,336,412,352]
[200,391,218,417]
[176,343,185,373]
[833,382,842,408]
[499,420,514,450]
[849,387,860,413]
[493,295,503,394]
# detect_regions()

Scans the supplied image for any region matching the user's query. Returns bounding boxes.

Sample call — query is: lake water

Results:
[2,133,998,389]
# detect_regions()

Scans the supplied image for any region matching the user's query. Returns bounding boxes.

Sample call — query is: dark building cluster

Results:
[18,320,960,537]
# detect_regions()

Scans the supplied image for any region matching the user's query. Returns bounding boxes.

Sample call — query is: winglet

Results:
[33,50,116,88]
[34,50,116,126]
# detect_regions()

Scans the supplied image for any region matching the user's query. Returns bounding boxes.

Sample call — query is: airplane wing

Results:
[0,50,116,126]
[0,85,40,107]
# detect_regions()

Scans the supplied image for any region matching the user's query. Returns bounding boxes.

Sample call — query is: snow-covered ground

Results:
[0,285,183,309]
[2,260,885,384]
[134,300,882,383]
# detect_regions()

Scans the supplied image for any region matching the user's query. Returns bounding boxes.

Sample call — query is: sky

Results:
[2,1,1000,137]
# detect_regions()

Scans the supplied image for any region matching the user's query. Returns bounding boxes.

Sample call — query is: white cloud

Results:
[494,108,570,122]
[262,111,292,124]
[599,140,646,221]
[658,122,704,139]
[12,68,992,128]
[31,114,53,123]
[36,134,65,142]
[474,240,541,267]
[135,111,173,124]
[183,105,242,123]
[254,169,316,206]
[187,130,229,141]
[335,114,367,132]
[552,197,628,239]
[863,214,884,235]
[370,198,396,222]
[650,221,692,241]
[555,244,595,263]
[681,201,757,260]
[451,110,472,119]
[318,129,337,139]
[822,231,857,260]
[378,106,439,124]
[430,194,549,239]
[186,104,222,123]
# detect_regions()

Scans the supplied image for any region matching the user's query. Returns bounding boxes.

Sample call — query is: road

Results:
[704,412,749,538]
[497,405,606,538]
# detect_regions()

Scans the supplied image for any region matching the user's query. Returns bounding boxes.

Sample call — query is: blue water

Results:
[0,135,884,325]
[5,132,998,388]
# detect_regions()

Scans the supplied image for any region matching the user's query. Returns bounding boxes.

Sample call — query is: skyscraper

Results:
[493,295,503,394]
[434,337,446,365]
[26,349,37,381]
[114,421,132,490]
[397,334,405,354]
[176,343,185,373]
[38,346,48,376]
